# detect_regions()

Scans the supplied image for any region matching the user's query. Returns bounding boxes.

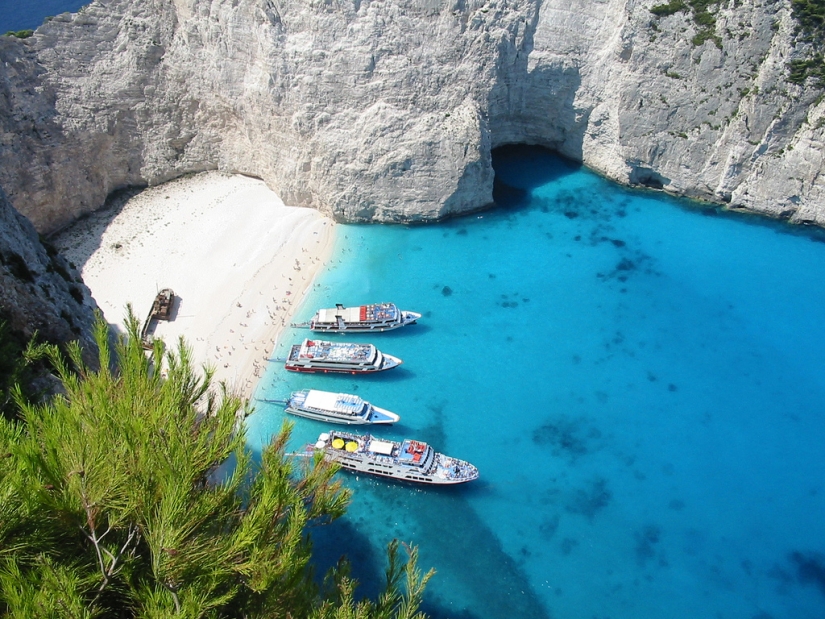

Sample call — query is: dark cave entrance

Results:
[490,144,582,210]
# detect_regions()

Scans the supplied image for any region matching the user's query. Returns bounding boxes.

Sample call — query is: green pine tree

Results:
[0,308,432,618]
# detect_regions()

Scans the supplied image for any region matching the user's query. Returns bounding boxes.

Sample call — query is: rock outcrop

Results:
[0,185,96,350]
[0,0,823,234]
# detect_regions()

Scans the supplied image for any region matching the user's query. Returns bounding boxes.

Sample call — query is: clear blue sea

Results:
[0,0,87,32]
[248,147,825,619]
[5,3,825,614]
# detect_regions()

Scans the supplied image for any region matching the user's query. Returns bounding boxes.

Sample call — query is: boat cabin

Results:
[302,390,369,417]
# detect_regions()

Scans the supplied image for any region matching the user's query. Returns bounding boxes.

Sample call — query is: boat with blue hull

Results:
[307,431,478,485]
[292,303,421,333]
[275,389,400,425]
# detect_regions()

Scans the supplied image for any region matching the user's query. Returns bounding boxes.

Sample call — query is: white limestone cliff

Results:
[0,0,823,234]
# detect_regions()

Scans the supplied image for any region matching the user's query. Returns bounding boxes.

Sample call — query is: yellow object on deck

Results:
[332,438,345,449]
[345,441,358,452]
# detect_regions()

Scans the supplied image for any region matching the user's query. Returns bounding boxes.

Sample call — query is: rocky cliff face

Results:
[0,0,823,234]
[0,186,96,350]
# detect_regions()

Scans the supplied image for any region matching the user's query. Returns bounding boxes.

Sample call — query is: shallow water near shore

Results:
[249,147,825,619]
[8,3,825,616]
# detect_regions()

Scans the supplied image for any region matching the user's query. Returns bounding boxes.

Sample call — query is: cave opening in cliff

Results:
[491,144,581,211]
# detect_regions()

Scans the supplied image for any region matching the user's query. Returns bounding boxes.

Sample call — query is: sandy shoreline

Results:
[53,172,335,398]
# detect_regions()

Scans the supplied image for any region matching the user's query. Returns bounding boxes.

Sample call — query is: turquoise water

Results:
[0,0,88,32]
[8,3,825,616]
[248,147,825,619]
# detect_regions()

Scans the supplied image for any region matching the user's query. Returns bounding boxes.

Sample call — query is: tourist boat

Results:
[284,339,402,373]
[307,431,479,485]
[279,389,400,425]
[291,303,421,332]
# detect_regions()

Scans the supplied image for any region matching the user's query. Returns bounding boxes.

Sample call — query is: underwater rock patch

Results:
[635,524,662,566]
[789,551,825,597]
[565,477,612,520]
[532,416,602,460]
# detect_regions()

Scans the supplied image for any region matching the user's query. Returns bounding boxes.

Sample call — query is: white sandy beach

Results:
[53,172,335,398]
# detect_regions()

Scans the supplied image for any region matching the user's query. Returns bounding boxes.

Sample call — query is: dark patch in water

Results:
[647,371,658,382]
[668,383,678,392]
[616,258,635,271]
[572,354,581,365]
[420,599,479,619]
[492,176,529,209]
[611,238,626,247]
[635,525,662,565]
[539,514,560,539]
[574,235,581,241]
[522,298,530,303]
[790,551,825,597]
[565,477,612,520]
[308,518,385,600]
[532,416,602,460]
[668,499,685,511]
[456,228,468,236]
[564,211,579,219]
[441,286,453,297]
[488,273,496,279]
[560,538,579,555]
[413,406,551,619]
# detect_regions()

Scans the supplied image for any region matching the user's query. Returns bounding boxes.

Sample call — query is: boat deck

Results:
[316,303,399,324]
[292,340,374,362]
[300,390,366,416]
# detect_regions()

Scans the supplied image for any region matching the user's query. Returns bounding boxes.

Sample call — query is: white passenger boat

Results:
[280,390,400,425]
[292,303,421,333]
[307,431,479,485]
[284,339,402,374]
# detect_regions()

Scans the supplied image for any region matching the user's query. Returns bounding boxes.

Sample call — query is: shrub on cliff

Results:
[649,0,721,48]
[3,30,33,39]
[0,310,431,618]
[789,0,825,85]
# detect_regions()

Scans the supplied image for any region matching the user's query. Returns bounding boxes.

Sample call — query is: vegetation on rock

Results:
[3,30,33,39]
[649,0,722,48]
[0,310,431,618]
[789,0,825,84]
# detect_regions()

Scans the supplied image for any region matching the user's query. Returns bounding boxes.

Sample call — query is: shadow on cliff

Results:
[485,1,590,166]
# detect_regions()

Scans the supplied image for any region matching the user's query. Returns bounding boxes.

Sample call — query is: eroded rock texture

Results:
[0,0,823,234]
[0,186,95,349]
